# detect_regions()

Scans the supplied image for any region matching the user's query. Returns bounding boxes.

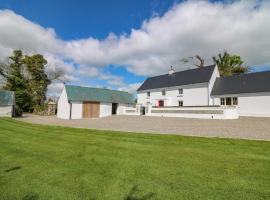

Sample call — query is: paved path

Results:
[17,114,270,141]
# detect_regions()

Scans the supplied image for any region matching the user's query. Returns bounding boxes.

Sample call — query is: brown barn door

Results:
[83,101,100,118]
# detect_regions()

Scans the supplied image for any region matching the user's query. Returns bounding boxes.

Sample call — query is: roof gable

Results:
[137,65,216,91]
[0,90,15,106]
[211,71,270,96]
[65,85,134,104]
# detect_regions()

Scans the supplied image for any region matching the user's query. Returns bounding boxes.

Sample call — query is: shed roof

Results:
[65,85,135,104]
[137,65,216,91]
[0,90,15,106]
[211,71,270,96]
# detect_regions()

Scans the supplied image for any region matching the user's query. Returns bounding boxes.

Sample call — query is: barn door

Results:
[83,102,100,118]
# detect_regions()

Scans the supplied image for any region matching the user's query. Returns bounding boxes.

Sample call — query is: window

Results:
[162,90,166,96]
[178,88,183,94]
[147,91,150,97]
[233,97,238,105]
[178,101,183,107]
[221,97,238,106]
[220,98,225,105]
[226,97,232,105]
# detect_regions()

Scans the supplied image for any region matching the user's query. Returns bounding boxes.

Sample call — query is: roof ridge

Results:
[65,84,130,94]
[147,64,216,79]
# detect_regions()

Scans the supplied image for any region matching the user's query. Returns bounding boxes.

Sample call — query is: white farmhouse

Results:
[137,65,270,117]
[57,85,135,119]
[0,90,15,117]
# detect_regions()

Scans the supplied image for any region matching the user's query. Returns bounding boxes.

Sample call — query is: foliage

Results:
[213,51,249,76]
[24,54,51,109]
[1,50,31,115]
[1,118,270,199]
[0,50,51,116]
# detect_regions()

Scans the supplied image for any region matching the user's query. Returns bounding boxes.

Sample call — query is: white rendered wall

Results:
[137,83,209,107]
[148,106,238,119]
[0,106,12,117]
[57,87,70,119]
[71,102,82,119]
[213,93,270,117]
[238,93,270,117]
[208,65,220,105]
[117,104,134,115]
[100,103,112,117]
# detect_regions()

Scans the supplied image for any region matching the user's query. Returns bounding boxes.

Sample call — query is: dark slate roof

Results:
[65,85,135,104]
[0,90,15,106]
[211,71,270,96]
[137,65,216,91]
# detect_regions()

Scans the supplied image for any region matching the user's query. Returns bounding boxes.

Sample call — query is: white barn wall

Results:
[0,106,13,117]
[57,88,70,119]
[71,102,82,119]
[100,103,112,117]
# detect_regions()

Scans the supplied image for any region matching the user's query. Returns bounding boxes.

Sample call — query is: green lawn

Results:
[0,118,270,200]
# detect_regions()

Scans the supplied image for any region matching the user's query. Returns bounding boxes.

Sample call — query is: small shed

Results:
[0,90,15,117]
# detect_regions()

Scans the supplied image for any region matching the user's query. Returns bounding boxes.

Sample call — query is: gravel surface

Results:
[17,114,270,141]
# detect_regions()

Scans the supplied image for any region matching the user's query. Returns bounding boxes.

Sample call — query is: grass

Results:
[0,118,270,200]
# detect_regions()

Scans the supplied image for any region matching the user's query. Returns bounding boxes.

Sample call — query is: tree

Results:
[0,50,52,116]
[213,51,248,76]
[180,55,205,68]
[24,54,51,111]
[0,50,31,115]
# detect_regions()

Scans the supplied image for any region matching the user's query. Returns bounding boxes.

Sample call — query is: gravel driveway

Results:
[17,114,270,141]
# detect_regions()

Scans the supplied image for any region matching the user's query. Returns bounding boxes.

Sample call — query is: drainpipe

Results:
[68,101,72,120]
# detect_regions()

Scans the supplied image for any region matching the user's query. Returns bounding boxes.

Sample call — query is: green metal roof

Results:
[0,90,15,106]
[65,85,135,104]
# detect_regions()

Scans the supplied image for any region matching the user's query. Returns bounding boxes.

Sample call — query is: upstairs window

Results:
[162,90,166,96]
[147,91,150,97]
[178,88,183,94]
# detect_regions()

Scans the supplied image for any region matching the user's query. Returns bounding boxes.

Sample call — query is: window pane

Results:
[178,88,183,94]
[233,97,238,105]
[147,92,150,97]
[220,98,225,105]
[226,97,232,105]
[162,90,166,95]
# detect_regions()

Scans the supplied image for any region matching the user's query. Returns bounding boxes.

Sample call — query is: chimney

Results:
[168,66,175,75]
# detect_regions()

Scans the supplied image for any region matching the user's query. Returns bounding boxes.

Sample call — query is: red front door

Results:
[158,100,164,107]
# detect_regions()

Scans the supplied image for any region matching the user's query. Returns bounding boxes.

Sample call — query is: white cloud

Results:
[1,1,270,95]
[64,0,270,75]
[118,82,142,94]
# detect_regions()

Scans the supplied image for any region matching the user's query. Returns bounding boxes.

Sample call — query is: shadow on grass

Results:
[4,166,21,173]
[125,185,155,200]
[22,192,39,200]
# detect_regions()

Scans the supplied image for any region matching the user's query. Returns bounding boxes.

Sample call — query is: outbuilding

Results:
[211,71,270,117]
[57,85,135,119]
[0,90,15,117]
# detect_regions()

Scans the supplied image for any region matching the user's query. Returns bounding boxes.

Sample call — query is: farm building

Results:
[57,85,135,119]
[0,90,15,117]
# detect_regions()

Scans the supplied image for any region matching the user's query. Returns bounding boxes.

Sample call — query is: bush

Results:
[33,104,48,115]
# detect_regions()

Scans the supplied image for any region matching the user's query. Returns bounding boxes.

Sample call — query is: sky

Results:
[0,0,270,96]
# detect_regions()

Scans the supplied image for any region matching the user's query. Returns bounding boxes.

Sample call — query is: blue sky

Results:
[0,0,270,95]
